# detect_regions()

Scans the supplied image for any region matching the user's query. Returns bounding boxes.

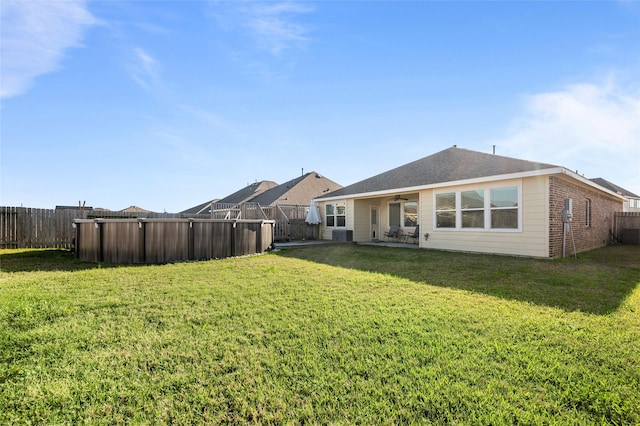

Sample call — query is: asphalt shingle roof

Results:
[319,147,560,198]
[217,181,278,204]
[590,178,640,198]
[249,172,342,206]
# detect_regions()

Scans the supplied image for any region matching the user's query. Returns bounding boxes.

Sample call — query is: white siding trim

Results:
[316,167,626,202]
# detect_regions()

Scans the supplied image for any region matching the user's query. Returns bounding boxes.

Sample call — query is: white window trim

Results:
[325,202,346,228]
[433,183,522,232]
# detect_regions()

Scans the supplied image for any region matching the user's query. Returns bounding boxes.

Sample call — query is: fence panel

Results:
[0,207,18,247]
[1,203,305,249]
[614,212,640,243]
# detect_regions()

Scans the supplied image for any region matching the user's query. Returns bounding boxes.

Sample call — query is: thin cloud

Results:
[209,1,314,54]
[0,0,97,99]
[245,2,313,53]
[129,47,162,93]
[495,77,640,191]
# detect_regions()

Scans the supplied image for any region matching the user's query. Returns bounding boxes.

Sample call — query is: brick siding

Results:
[549,176,622,258]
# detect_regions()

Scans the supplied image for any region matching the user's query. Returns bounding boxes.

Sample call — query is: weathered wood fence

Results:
[0,207,206,249]
[74,218,274,264]
[613,212,640,243]
[1,204,319,249]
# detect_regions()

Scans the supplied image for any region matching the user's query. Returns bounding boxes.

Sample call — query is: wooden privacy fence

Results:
[202,203,318,241]
[74,218,274,264]
[613,212,640,243]
[0,207,66,248]
[1,203,319,249]
[0,206,209,249]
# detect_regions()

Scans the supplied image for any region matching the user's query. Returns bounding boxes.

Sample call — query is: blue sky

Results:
[1,1,639,212]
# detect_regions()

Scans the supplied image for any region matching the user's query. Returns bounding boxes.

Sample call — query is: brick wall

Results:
[549,176,622,258]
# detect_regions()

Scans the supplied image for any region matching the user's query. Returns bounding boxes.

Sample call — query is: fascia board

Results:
[316,168,567,202]
[560,169,626,200]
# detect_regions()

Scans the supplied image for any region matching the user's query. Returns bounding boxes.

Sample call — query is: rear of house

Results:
[316,147,624,258]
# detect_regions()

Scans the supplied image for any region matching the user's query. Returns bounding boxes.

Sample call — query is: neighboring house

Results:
[180,181,277,214]
[590,178,640,212]
[315,146,625,258]
[179,199,220,215]
[218,180,279,205]
[248,172,342,207]
[181,172,342,212]
[120,205,153,213]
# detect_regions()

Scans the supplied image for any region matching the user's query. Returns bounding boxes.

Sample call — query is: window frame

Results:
[433,184,522,232]
[403,201,418,227]
[461,189,485,229]
[585,198,591,227]
[325,203,346,228]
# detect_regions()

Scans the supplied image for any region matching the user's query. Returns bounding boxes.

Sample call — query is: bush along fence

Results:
[74,218,275,264]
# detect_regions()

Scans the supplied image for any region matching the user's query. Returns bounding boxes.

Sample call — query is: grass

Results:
[1,245,639,424]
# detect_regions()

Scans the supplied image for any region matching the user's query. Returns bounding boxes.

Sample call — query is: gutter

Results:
[315,167,626,202]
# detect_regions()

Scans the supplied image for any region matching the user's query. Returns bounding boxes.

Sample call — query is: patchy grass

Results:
[1,246,639,424]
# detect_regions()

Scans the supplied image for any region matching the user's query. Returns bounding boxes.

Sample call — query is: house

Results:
[181,173,342,212]
[180,181,277,215]
[120,205,153,213]
[248,172,341,206]
[590,178,640,212]
[315,146,626,258]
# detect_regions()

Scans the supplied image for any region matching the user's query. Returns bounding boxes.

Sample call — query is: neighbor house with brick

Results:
[314,146,625,258]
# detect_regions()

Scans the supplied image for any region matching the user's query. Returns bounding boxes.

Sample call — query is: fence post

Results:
[231,222,236,257]
[188,219,195,261]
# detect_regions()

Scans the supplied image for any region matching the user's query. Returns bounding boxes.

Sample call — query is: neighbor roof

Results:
[121,205,153,213]
[318,146,560,198]
[179,199,220,215]
[217,180,278,204]
[249,172,342,206]
[590,178,640,198]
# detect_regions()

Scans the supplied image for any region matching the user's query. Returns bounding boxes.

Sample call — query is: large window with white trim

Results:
[435,193,456,228]
[435,185,520,231]
[461,190,484,228]
[325,203,346,227]
[490,187,518,229]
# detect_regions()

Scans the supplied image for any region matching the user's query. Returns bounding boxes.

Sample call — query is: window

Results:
[325,204,335,226]
[336,204,346,226]
[434,186,520,231]
[389,203,401,227]
[325,203,345,227]
[436,192,456,228]
[490,187,518,229]
[461,190,484,228]
[404,201,418,227]
[585,199,591,227]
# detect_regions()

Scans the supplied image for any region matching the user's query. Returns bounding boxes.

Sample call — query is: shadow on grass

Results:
[0,249,125,272]
[275,244,640,315]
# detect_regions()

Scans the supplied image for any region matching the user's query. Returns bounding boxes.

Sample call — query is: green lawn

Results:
[1,245,639,424]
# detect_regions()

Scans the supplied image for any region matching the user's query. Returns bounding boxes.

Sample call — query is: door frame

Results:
[370,206,380,241]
